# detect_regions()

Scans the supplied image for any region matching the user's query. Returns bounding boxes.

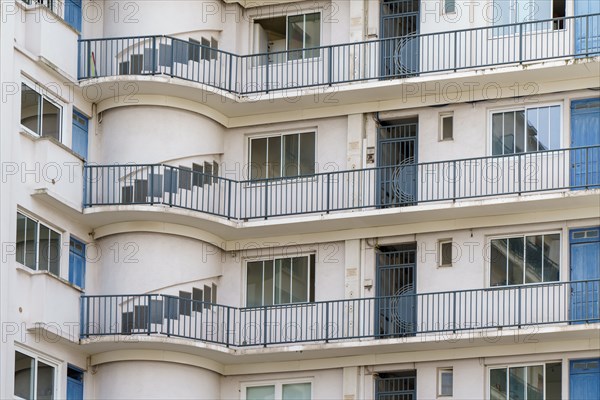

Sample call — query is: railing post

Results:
[227,180,232,219]
[519,23,523,63]
[518,154,522,195]
[326,172,331,214]
[517,287,522,328]
[263,306,268,347]
[85,296,90,337]
[166,296,171,337]
[226,307,231,347]
[264,179,269,219]
[453,31,458,71]
[328,46,333,86]
[149,165,154,205]
[86,41,91,78]
[452,160,457,201]
[585,147,589,188]
[228,55,233,93]
[152,36,157,74]
[147,295,152,335]
[265,54,270,93]
[452,292,457,333]
[325,303,330,343]
[586,15,590,56]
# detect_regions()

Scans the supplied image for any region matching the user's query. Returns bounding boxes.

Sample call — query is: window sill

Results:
[19,129,85,162]
[16,264,84,293]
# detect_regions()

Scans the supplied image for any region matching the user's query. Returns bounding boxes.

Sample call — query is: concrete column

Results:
[343,366,360,400]
[347,114,365,170]
[348,0,367,42]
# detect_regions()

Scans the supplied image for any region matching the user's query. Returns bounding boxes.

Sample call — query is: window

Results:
[489,362,562,400]
[246,255,315,307]
[490,233,560,286]
[438,368,453,397]
[72,109,89,159]
[439,240,453,267]
[444,0,456,14]
[491,105,561,156]
[253,13,321,61]
[440,113,453,141]
[68,237,86,288]
[20,83,62,141]
[245,382,311,400]
[14,350,57,400]
[288,13,321,60]
[16,212,61,276]
[249,132,316,180]
[493,1,565,31]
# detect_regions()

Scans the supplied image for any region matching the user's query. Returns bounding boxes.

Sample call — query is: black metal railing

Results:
[83,145,600,220]
[80,279,600,346]
[77,14,600,94]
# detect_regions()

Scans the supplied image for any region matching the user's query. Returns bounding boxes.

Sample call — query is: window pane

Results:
[304,13,320,58]
[503,112,515,154]
[490,368,507,400]
[537,107,550,151]
[288,15,304,51]
[263,260,274,306]
[490,239,508,286]
[442,116,453,140]
[25,216,37,270]
[283,134,299,177]
[492,113,504,155]
[16,213,26,266]
[247,385,275,400]
[509,367,526,400]
[247,261,264,307]
[508,237,525,285]
[14,351,34,399]
[251,138,268,180]
[42,98,61,141]
[543,234,560,282]
[299,132,316,175]
[515,110,525,153]
[445,0,456,13]
[549,106,561,149]
[48,229,60,276]
[546,362,562,400]
[282,383,311,400]
[21,83,40,134]
[268,136,281,179]
[275,258,292,304]
[525,235,543,283]
[37,360,55,399]
[527,365,544,400]
[526,107,539,152]
[39,225,50,271]
[291,257,309,303]
[441,371,453,396]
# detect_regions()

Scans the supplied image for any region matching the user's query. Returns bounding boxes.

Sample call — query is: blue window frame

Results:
[72,109,88,159]
[68,237,86,289]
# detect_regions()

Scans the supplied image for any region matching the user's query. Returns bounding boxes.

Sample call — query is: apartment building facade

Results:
[1,0,599,398]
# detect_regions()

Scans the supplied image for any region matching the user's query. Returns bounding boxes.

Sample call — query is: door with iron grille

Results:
[376,245,416,337]
[380,0,420,78]
[375,371,417,400]
[378,120,418,207]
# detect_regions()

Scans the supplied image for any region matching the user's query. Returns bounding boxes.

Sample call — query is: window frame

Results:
[439,239,453,267]
[286,12,321,60]
[16,211,62,277]
[487,231,562,287]
[489,103,563,156]
[20,80,63,142]
[14,346,59,400]
[439,112,454,141]
[248,131,317,181]
[437,367,453,397]
[241,378,313,400]
[443,0,456,15]
[487,361,562,400]
[245,254,316,307]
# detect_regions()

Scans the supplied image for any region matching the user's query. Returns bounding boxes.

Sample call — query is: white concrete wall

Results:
[92,361,221,399]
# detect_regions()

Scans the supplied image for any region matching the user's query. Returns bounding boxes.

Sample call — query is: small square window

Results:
[443,0,456,14]
[439,240,453,267]
[440,114,453,141]
[438,368,453,397]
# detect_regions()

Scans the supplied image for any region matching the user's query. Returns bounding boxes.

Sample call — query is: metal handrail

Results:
[77,13,600,94]
[83,145,600,220]
[80,279,600,347]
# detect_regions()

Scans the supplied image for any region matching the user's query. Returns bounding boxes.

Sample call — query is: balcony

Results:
[78,14,600,96]
[80,279,600,347]
[83,146,600,222]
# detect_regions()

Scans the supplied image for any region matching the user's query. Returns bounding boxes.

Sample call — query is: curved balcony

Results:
[78,14,600,96]
[80,279,600,347]
[83,146,600,222]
